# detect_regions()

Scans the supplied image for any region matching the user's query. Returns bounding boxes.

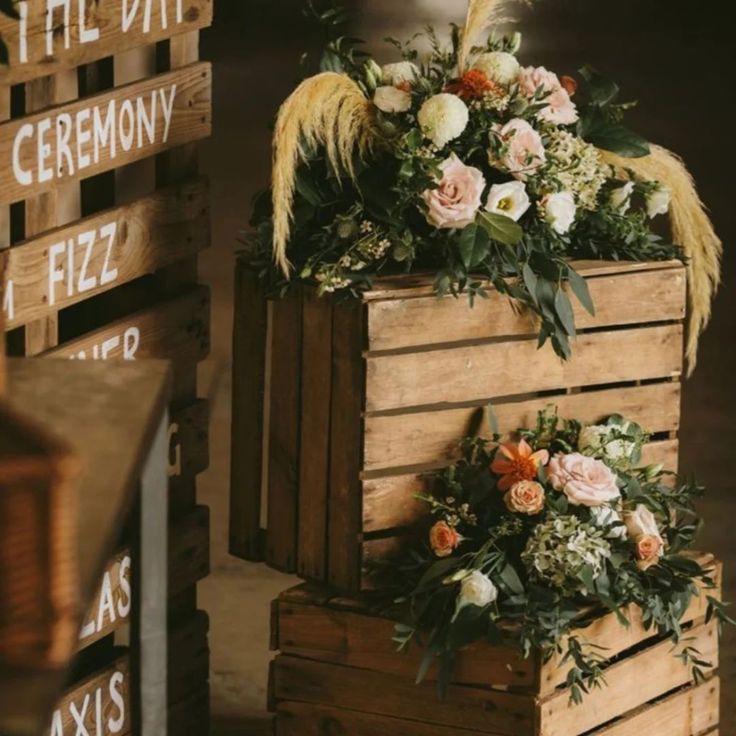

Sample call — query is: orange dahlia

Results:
[491,438,549,491]
[445,70,504,100]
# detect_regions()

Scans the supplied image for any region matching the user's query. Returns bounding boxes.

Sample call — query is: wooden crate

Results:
[1,1,214,728]
[230,259,687,590]
[0,404,79,668]
[270,559,722,736]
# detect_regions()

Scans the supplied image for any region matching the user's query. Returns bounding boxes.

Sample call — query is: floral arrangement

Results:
[390,410,733,703]
[250,0,721,366]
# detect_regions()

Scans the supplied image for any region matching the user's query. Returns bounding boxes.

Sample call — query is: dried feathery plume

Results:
[272,72,375,276]
[457,0,508,73]
[602,145,722,374]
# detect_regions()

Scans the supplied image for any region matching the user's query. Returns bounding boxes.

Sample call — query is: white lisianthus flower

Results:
[542,191,576,234]
[609,181,635,213]
[624,504,661,540]
[647,185,671,218]
[473,51,520,86]
[459,570,498,608]
[373,86,412,114]
[418,94,469,148]
[382,61,420,86]
[590,505,628,540]
[485,181,531,222]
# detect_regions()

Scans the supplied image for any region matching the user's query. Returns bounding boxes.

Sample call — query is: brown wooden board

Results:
[168,610,209,706]
[168,505,209,597]
[168,399,209,494]
[0,0,213,86]
[43,286,210,402]
[2,178,210,330]
[0,62,212,206]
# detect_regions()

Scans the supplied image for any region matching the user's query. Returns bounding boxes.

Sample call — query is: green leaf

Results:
[498,562,524,596]
[579,108,650,157]
[579,64,620,106]
[567,267,595,316]
[554,287,577,337]
[477,211,524,246]
[522,264,539,304]
[458,224,491,269]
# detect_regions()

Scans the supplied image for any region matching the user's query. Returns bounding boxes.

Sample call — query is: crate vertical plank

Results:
[297,288,333,581]
[230,263,269,560]
[266,289,303,572]
[328,299,365,589]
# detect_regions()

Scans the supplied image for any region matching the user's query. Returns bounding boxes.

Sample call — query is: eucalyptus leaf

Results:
[567,267,596,316]
[554,287,577,337]
[458,224,491,269]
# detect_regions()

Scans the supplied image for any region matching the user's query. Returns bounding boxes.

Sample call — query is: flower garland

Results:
[390,410,734,703]
[250,0,721,367]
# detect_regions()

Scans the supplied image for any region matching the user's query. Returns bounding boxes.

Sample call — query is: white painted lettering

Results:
[176,0,183,23]
[99,222,118,286]
[66,238,74,297]
[159,84,176,142]
[118,99,135,152]
[49,709,63,736]
[101,336,120,359]
[78,616,96,641]
[96,571,116,630]
[108,672,126,733]
[77,229,97,293]
[76,107,92,170]
[55,113,75,177]
[95,688,103,735]
[121,0,141,33]
[122,327,140,360]
[136,93,156,149]
[12,123,34,186]
[3,279,14,321]
[48,242,66,307]
[18,1,29,63]
[37,118,53,183]
[78,0,100,43]
[69,692,90,735]
[93,99,117,164]
[46,0,71,56]
[117,556,132,618]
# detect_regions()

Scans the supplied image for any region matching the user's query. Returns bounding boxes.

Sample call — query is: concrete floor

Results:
[195,2,735,733]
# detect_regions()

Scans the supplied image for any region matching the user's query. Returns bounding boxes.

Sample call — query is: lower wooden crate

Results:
[269,563,722,736]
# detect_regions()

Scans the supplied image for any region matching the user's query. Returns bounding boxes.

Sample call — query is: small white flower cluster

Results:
[468,92,510,114]
[358,237,391,261]
[522,515,612,594]
[544,129,609,211]
[315,268,351,293]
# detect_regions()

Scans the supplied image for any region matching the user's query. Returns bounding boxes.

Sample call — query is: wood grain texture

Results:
[168,611,209,706]
[297,287,334,581]
[168,505,209,597]
[0,63,212,206]
[266,288,303,573]
[0,0,213,85]
[229,262,269,561]
[367,267,686,351]
[169,399,209,493]
[272,654,535,735]
[328,298,366,590]
[538,621,719,736]
[363,381,681,473]
[2,178,210,329]
[366,324,684,412]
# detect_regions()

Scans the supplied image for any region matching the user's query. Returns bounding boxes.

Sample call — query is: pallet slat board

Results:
[231,259,687,590]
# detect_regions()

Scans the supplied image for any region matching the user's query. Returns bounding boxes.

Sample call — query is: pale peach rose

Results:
[422,153,486,229]
[518,65,579,125]
[504,480,545,515]
[429,521,460,558]
[547,453,620,507]
[491,119,546,180]
[635,534,664,571]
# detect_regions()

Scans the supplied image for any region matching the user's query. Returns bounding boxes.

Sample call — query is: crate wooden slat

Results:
[231,259,687,589]
[270,562,721,735]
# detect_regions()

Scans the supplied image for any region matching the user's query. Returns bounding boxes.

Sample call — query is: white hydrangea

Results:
[590,505,628,540]
[647,185,671,218]
[418,94,469,149]
[382,61,420,86]
[579,422,638,467]
[473,51,520,85]
[522,515,611,594]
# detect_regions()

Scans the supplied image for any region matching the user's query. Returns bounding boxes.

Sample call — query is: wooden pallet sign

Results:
[0,62,211,206]
[0,0,214,86]
[1,178,210,330]
[168,399,209,493]
[231,259,688,589]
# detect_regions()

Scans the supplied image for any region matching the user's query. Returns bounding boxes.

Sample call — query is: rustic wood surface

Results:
[2,178,210,330]
[0,0,213,86]
[0,63,212,206]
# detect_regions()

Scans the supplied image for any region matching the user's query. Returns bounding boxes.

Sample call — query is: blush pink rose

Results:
[422,153,486,229]
[518,66,579,125]
[491,119,546,180]
[547,453,620,507]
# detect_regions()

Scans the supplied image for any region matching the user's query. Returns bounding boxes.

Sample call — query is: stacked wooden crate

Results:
[231,259,686,591]
[0,1,212,732]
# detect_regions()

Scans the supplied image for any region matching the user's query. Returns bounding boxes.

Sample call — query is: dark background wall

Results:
[198,0,735,728]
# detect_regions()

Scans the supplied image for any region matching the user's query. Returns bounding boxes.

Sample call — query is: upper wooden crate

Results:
[230,260,687,591]
[270,556,721,736]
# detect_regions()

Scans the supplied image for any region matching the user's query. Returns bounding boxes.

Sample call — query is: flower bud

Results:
[506,31,522,55]
[364,59,383,91]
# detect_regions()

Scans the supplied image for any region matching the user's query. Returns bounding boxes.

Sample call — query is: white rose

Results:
[647,186,671,218]
[542,191,576,235]
[485,181,531,222]
[590,505,628,540]
[459,570,498,608]
[623,504,662,540]
[609,181,635,213]
[418,94,469,149]
[374,86,412,114]
[382,61,419,86]
[473,51,520,86]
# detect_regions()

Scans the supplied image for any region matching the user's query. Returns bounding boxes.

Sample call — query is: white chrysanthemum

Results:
[382,61,420,86]
[373,86,412,114]
[522,515,611,594]
[610,181,635,213]
[418,94,469,149]
[473,51,520,86]
[485,181,531,222]
[647,185,671,218]
[542,191,576,235]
